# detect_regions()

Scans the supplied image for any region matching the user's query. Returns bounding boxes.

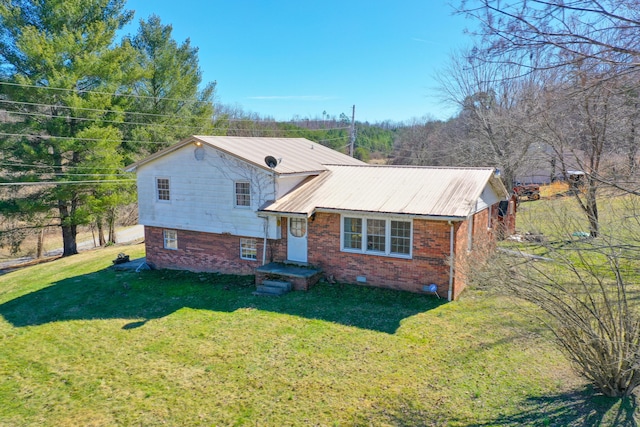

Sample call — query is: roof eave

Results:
[124,136,199,172]
[260,206,466,221]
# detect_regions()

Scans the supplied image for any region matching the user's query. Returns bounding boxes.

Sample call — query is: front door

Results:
[287,217,308,263]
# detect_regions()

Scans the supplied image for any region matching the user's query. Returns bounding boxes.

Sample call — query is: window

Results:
[342,216,412,258]
[366,219,386,252]
[163,229,177,250]
[156,178,170,201]
[343,217,362,250]
[235,181,251,207]
[391,220,411,255]
[487,205,493,229]
[240,238,257,260]
[289,218,307,237]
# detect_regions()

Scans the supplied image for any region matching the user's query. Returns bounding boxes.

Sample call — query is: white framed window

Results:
[240,238,257,260]
[487,205,493,229]
[343,217,362,250]
[367,219,386,252]
[156,177,170,201]
[289,218,307,237]
[163,229,177,250]
[341,215,412,258]
[235,181,251,207]
[390,220,411,255]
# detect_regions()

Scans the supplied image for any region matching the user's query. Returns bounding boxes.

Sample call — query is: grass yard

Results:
[0,243,636,426]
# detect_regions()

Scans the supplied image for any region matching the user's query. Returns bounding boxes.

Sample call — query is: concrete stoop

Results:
[252,279,293,296]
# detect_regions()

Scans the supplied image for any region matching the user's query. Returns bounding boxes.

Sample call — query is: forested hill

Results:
[212,112,399,162]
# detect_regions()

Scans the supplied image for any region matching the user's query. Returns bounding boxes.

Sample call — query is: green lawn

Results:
[0,243,636,426]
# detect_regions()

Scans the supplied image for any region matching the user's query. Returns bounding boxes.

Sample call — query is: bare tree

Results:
[456,0,640,399]
[458,0,640,75]
[475,197,640,397]
[437,50,546,187]
[390,118,458,166]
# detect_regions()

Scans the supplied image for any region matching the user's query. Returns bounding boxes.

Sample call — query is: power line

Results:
[0,103,351,132]
[0,124,352,145]
[1,109,212,131]
[0,99,186,120]
[6,172,131,177]
[0,161,127,171]
[0,97,354,129]
[0,179,135,186]
[0,81,208,104]
[0,132,171,145]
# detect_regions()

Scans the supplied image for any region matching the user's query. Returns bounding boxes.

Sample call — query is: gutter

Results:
[448,220,455,301]
[308,208,466,222]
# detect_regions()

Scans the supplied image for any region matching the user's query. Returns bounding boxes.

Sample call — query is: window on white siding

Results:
[156,178,170,201]
[235,181,251,207]
[240,238,257,260]
[342,216,412,258]
[163,229,177,250]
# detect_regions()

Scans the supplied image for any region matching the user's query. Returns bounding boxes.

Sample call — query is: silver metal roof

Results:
[125,136,365,174]
[262,165,508,218]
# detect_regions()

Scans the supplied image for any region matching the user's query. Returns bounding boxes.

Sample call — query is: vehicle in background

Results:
[513,183,540,201]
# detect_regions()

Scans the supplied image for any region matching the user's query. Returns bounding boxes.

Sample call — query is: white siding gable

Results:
[136,143,280,238]
[475,185,502,212]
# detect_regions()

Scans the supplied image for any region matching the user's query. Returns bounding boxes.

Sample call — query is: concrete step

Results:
[261,280,292,291]
[252,280,292,296]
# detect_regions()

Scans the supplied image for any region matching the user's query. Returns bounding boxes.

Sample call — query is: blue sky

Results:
[121,1,472,123]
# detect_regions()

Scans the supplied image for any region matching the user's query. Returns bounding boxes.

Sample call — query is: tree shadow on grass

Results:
[0,264,445,334]
[465,387,637,427]
[378,387,637,427]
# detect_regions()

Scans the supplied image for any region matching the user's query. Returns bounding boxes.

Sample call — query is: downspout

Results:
[262,216,268,265]
[262,168,277,266]
[448,221,455,301]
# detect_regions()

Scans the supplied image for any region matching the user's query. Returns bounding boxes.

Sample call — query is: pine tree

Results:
[125,15,215,156]
[0,0,136,256]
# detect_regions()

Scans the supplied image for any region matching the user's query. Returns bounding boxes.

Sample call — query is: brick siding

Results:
[145,226,262,275]
[306,213,455,297]
[145,204,501,300]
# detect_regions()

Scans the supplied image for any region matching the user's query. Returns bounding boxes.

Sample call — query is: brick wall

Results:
[145,226,262,275]
[145,204,503,300]
[451,204,500,300]
[304,212,453,297]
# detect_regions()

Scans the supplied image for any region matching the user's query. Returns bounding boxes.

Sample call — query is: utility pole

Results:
[349,105,356,157]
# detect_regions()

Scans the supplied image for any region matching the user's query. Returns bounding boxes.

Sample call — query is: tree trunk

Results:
[96,220,106,246]
[59,202,78,257]
[36,228,44,258]
[107,207,117,244]
[61,224,78,256]
[584,178,599,238]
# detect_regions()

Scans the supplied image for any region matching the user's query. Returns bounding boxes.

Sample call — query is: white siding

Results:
[137,143,279,238]
[276,175,308,198]
[475,186,501,212]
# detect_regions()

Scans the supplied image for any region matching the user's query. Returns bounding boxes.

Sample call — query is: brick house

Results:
[126,135,515,301]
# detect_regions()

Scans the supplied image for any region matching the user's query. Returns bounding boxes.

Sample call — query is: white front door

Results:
[287,217,308,263]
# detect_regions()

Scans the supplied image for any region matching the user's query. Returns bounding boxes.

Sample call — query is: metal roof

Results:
[125,135,365,174]
[261,165,508,218]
